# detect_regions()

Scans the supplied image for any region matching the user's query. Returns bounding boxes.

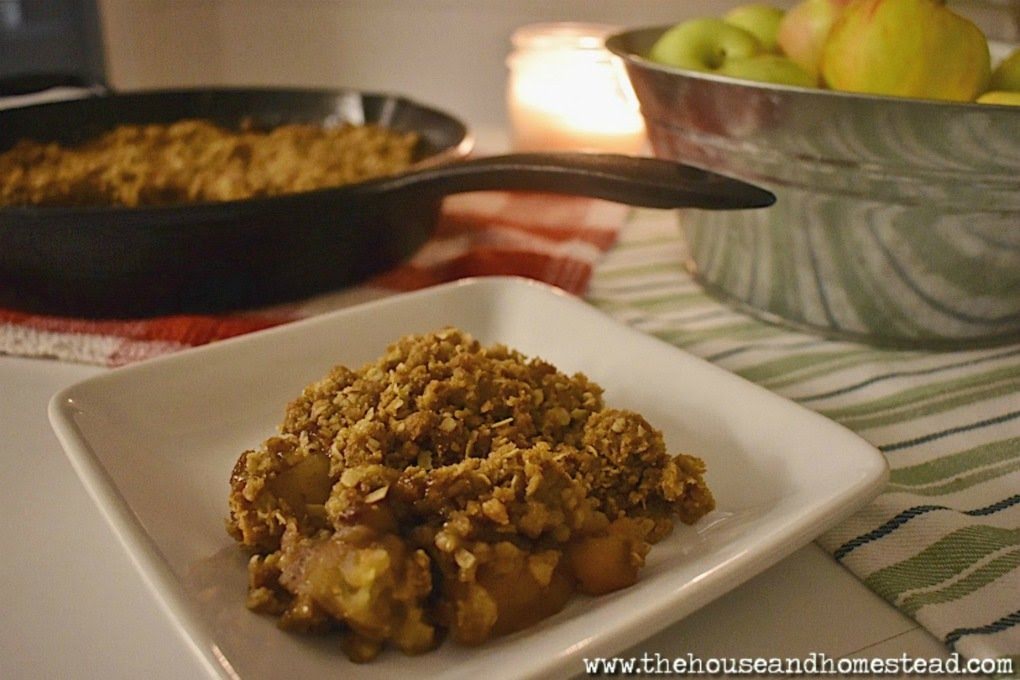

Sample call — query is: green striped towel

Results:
[587,209,1020,663]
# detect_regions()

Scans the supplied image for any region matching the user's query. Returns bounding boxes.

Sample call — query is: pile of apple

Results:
[648,0,1020,105]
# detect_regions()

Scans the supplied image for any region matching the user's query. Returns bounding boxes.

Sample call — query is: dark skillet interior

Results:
[0,88,470,317]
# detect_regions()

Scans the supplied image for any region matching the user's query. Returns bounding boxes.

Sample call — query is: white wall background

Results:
[97,0,1018,133]
[95,0,791,132]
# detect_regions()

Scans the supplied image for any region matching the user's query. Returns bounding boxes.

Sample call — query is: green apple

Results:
[717,54,817,87]
[723,4,786,53]
[989,48,1020,92]
[776,0,852,79]
[821,0,991,102]
[648,18,761,72]
[976,90,1020,106]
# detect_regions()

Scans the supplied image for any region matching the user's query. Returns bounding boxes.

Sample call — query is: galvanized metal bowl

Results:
[607,26,1020,349]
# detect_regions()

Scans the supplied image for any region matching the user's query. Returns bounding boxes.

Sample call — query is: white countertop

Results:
[1,328,955,679]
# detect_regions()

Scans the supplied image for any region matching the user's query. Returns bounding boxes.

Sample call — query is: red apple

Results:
[776,0,852,80]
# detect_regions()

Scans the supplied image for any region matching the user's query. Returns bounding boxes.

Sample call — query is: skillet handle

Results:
[0,72,107,98]
[361,153,774,211]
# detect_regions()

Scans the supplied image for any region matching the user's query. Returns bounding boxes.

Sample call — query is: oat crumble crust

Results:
[227,328,714,661]
[0,119,418,207]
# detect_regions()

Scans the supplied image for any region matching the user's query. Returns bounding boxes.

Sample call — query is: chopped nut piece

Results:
[481,497,510,525]
[363,485,389,504]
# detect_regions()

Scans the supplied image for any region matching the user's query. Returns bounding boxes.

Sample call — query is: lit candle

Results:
[507,22,647,155]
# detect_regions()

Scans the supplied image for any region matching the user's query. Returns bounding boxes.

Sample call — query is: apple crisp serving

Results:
[226,328,714,661]
[0,119,418,208]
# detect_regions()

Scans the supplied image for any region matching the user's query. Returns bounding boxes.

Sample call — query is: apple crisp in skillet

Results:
[227,328,714,661]
[0,119,418,207]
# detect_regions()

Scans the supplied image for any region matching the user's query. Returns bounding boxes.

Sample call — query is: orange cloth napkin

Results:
[0,192,626,366]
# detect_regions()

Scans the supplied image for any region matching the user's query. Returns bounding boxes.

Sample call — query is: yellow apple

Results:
[989,48,1020,92]
[648,18,761,72]
[776,0,852,79]
[821,0,990,102]
[723,4,786,53]
[976,91,1020,106]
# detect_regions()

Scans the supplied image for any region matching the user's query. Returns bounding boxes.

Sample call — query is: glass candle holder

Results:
[506,22,647,154]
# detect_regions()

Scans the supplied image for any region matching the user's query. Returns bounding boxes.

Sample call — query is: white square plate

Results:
[50,276,887,680]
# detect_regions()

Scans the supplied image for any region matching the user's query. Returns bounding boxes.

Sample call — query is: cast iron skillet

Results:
[0,83,774,317]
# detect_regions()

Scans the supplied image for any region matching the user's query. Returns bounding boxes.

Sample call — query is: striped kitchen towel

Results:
[587,208,1020,663]
[0,191,624,366]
